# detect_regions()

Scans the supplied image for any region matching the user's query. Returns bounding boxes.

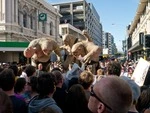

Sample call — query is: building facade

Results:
[102,32,117,56]
[53,0,103,46]
[127,0,150,61]
[0,0,60,63]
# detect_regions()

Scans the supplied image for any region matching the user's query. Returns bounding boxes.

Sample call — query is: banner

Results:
[131,57,150,86]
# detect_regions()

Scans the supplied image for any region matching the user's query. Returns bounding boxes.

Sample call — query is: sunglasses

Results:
[90,86,112,111]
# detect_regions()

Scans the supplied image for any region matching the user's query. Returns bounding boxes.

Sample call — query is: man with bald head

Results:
[88,76,132,113]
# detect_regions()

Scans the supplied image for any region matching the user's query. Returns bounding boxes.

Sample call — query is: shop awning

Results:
[128,42,143,52]
[0,42,29,51]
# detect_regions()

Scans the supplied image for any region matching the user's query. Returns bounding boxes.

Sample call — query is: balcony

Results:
[73,14,84,20]
[60,8,70,13]
[73,4,84,11]
[73,21,84,27]
[0,23,36,38]
[61,15,71,20]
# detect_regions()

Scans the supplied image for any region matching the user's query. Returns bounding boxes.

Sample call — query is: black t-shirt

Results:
[10,95,27,113]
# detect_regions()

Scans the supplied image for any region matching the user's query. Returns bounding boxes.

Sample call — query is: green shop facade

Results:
[0,42,29,64]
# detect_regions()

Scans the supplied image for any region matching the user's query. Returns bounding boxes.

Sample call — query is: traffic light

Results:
[144,35,150,48]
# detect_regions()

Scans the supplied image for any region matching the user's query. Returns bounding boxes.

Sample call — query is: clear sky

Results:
[47,0,139,52]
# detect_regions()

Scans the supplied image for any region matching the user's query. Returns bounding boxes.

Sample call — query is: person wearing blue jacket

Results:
[28,72,63,113]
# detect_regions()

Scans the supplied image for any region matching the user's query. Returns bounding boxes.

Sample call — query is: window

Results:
[50,22,53,35]
[30,15,33,29]
[23,12,27,27]
[14,0,16,22]
[0,0,2,21]
[42,21,46,33]
[18,9,21,25]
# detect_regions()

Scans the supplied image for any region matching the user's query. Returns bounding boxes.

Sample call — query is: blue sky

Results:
[47,0,139,52]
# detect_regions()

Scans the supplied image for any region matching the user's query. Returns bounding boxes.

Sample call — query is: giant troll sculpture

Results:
[61,30,101,74]
[60,30,92,69]
[23,37,62,71]
[72,31,101,74]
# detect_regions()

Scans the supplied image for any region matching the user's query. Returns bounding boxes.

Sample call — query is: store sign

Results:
[39,13,47,21]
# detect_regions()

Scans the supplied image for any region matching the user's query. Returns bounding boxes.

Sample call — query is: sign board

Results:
[131,57,150,86]
[39,13,47,21]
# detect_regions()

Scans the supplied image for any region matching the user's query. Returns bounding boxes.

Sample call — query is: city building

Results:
[102,32,117,56]
[0,0,60,63]
[127,0,150,61]
[53,0,103,46]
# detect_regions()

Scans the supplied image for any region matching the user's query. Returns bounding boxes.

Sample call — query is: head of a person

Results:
[24,65,36,77]
[14,77,27,94]
[136,86,150,112]
[97,69,105,75]
[78,71,94,90]
[38,63,43,70]
[51,70,63,86]
[28,76,38,93]
[0,68,15,91]
[65,84,89,113]
[37,72,55,98]
[0,90,13,113]
[8,64,18,77]
[88,76,132,113]
[120,76,140,105]
[106,61,121,76]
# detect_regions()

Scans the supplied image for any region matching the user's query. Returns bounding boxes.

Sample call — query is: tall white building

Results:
[0,0,60,63]
[102,32,117,56]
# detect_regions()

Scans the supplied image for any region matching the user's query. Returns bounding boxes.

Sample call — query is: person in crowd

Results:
[23,37,63,71]
[0,68,27,113]
[9,63,19,81]
[14,77,28,103]
[36,63,44,77]
[106,61,121,76]
[120,76,140,113]
[0,90,13,113]
[39,107,58,113]
[19,65,27,78]
[136,85,150,113]
[28,72,63,113]
[128,66,134,78]
[96,68,105,81]
[78,71,94,100]
[52,70,67,112]
[20,65,36,82]
[20,65,36,101]
[88,76,132,113]
[64,84,92,113]
[27,76,38,101]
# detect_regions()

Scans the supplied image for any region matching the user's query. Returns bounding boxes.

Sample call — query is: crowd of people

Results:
[0,58,150,113]
[0,31,149,113]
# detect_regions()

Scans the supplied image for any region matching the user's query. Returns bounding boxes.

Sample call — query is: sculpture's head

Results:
[63,34,76,46]
[71,42,85,59]
[40,39,53,56]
